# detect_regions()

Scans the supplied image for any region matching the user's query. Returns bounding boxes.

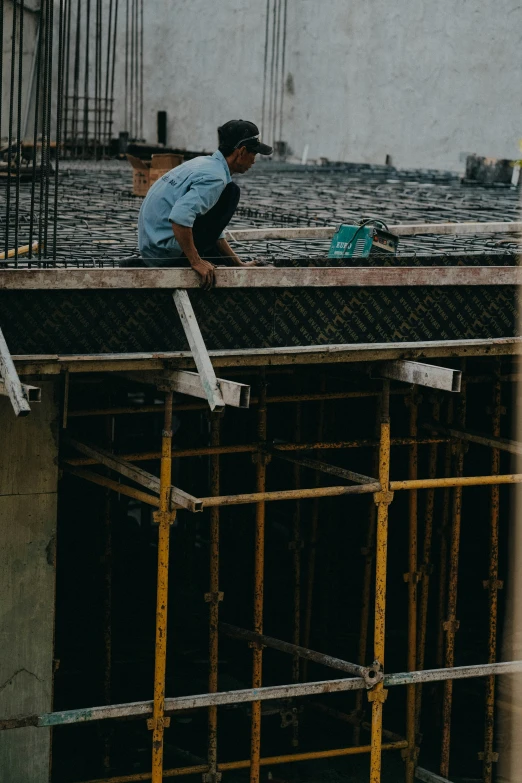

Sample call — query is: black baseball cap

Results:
[218,120,273,155]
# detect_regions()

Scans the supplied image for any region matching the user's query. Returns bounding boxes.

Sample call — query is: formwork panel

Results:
[0,285,518,355]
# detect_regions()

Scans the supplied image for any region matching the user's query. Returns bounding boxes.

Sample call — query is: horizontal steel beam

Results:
[0,265,521,289]
[12,337,522,375]
[123,370,250,409]
[0,381,40,402]
[2,660,521,731]
[390,473,522,491]
[226,222,522,242]
[375,360,462,392]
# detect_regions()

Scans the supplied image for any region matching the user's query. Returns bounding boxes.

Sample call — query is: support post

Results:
[369,381,393,783]
[440,368,467,778]
[302,375,326,683]
[290,403,302,747]
[250,372,268,783]
[206,415,222,783]
[148,392,176,783]
[173,290,225,412]
[482,372,502,783]
[405,391,420,782]
[354,393,381,745]
[415,398,440,733]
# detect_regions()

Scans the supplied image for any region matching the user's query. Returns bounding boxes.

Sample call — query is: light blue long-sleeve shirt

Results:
[138,150,232,261]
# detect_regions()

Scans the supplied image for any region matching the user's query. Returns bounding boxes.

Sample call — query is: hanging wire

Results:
[28,0,45,261]
[278,0,288,145]
[14,0,25,264]
[260,0,270,140]
[53,0,67,260]
[5,0,18,257]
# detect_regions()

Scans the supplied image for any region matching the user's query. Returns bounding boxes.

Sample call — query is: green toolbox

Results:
[328,219,398,259]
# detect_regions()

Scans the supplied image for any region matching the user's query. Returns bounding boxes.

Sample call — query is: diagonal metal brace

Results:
[0,326,32,417]
[173,290,225,412]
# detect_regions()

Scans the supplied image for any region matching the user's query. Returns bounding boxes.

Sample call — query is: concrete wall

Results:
[0,382,59,783]
[113,0,522,170]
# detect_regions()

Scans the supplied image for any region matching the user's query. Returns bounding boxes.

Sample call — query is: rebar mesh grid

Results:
[0,160,520,268]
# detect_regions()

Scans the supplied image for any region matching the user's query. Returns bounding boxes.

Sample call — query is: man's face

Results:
[234,147,257,173]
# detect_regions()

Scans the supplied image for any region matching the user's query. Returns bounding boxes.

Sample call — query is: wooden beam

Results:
[226,222,522,242]
[12,337,522,376]
[0,326,32,416]
[374,360,462,392]
[173,290,225,412]
[122,370,250,409]
[0,381,41,402]
[0,264,520,290]
[66,438,203,512]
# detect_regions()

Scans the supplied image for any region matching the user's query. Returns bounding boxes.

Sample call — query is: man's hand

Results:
[236,259,270,268]
[191,257,216,290]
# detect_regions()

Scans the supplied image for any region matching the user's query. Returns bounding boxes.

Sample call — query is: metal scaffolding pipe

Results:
[219,623,380,685]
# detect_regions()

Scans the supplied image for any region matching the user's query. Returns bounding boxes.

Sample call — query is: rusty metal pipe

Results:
[302,378,326,683]
[354,394,381,745]
[390,474,522,491]
[64,438,450,468]
[149,392,176,783]
[482,375,502,783]
[440,372,467,779]
[370,381,392,783]
[74,741,408,783]
[405,393,419,783]
[207,416,221,781]
[219,623,380,686]
[200,482,381,508]
[415,399,440,735]
[63,465,160,507]
[250,374,267,783]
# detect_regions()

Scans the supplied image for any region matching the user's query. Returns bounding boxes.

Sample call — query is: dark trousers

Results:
[191,181,240,261]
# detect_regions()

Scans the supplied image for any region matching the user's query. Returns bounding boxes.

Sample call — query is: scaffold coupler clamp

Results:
[363,659,383,688]
[146,715,171,731]
[373,489,394,507]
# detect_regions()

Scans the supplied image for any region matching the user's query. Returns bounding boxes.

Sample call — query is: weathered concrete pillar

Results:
[0,381,59,783]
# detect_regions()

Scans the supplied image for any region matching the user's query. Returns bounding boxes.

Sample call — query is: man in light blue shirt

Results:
[138,120,272,288]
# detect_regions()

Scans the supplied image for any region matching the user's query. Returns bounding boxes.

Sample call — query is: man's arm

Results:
[216,238,260,268]
[172,223,215,289]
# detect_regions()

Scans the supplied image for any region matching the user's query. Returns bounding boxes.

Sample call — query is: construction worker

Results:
[138,120,273,288]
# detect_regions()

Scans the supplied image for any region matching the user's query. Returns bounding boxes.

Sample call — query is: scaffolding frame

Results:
[1,356,521,783]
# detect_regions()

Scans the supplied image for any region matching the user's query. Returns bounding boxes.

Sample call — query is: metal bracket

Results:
[403,571,422,585]
[152,509,176,526]
[373,490,394,506]
[204,591,224,604]
[367,687,388,704]
[288,539,304,552]
[478,751,499,763]
[483,578,504,591]
[146,716,171,731]
[443,619,460,633]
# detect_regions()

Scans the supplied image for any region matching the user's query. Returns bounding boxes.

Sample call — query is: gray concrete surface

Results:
[124,0,522,170]
[0,381,59,783]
